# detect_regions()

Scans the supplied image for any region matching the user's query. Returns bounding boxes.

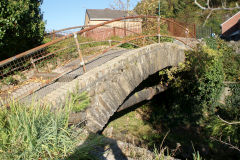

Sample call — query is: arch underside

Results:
[83,42,186,133]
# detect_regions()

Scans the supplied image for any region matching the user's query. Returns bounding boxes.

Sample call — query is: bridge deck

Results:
[0,49,128,105]
[21,49,129,103]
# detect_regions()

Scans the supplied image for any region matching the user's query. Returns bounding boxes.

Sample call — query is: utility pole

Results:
[158,0,161,43]
[158,0,160,16]
[127,0,130,16]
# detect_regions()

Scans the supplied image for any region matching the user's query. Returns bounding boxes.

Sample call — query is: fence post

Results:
[157,17,161,43]
[30,58,38,73]
[124,20,127,37]
[74,33,86,73]
[143,37,146,46]
[185,28,189,46]
[169,19,174,36]
[113,27,116,36]
[108,40,112,47]
[52,30,55,40]
[193,24,196,38]
[210,27,213,37]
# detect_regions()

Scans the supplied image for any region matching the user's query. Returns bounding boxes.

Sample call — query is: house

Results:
[221,11,240,41]
[83,9,142,40]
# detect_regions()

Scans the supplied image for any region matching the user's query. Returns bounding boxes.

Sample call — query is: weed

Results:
[67,91,90,113]
[0,100,78,159]
[120,43,138,49]
[2,75,18,85]
[192,142,203,160]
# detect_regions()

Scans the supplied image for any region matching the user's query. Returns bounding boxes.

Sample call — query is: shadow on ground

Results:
[66,133,129,160]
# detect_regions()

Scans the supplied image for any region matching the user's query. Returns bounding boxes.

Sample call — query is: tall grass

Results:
[0,100,78,159]
[67,91,90,113]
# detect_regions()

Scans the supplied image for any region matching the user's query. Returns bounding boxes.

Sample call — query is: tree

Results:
[134,0,200,23]
[110,0,132,11]
[134,0,239,34]
[0,0,45,60]
[194,0,240,26]
[110,0,127,10]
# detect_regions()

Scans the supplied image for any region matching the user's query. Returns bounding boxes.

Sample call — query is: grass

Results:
[103,103,205,159]
[35,36,112,73]
[0,101,77,159]
[0,91,92,160]
[67,91,90,113]
[105,107,155,144]
[192,142,203,160]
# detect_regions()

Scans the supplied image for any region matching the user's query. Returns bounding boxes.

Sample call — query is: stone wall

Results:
[42,43,186,132]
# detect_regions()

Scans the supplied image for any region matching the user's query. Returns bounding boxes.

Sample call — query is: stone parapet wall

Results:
[42,43,186,132]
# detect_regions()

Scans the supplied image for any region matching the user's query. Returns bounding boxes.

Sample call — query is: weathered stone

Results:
[87,107,105,125]
[41,43,187,133]
[98,96,114,115]
[88,88,95,97]
[106,83,124,106]
[118,76,132,95]
[78,80,86,89]
[98,95,116,114]
[95,82,105,94]
[69,112,86,124]
[86,119,104,133]
[95,106,109,125]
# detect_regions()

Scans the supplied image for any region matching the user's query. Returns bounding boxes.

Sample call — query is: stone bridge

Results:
[40,42,186,133]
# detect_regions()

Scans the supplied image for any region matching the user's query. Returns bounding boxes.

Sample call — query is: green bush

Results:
[0,0,45,60]
[205,37,240,82]
[120,43,138,49]
[171,45,224,121]
[207,83,240,148]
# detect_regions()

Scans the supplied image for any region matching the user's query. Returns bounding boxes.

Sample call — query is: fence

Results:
[166,19,196,38]
[44,25,88,40]
[196,26,213,39]
[0,15,198,103]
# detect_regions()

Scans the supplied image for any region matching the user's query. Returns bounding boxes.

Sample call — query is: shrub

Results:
[207,83,240,148]
[205,37,240,82]
[170,44,224,121]
[0,0,45,60]
[0,101,78,159]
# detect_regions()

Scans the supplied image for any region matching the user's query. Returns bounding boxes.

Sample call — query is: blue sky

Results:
[41,0,140,31]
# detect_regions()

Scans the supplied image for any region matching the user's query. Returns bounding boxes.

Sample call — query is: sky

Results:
[41,0,140,31]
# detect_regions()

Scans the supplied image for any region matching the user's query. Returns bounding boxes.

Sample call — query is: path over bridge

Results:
[0,15,195,132]
[39,42,186,132]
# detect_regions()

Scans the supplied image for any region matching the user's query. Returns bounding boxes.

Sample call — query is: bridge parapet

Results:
[0,15,198,102]
[42,42,186,132]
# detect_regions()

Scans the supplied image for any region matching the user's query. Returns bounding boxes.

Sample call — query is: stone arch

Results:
[42,43,186,133]
[84,42,186,132]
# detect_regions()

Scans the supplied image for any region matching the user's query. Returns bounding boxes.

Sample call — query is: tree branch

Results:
[217,115,240,125]
[203,10,213,26]
[194,0,206,10]
[194,0,240,26]
[207,0,210,9]
[110,0,127,11]
[194,0,240,10]
[210,137,240,152]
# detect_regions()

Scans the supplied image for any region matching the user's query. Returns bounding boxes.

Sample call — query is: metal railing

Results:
[196,26,213,39]
[0,15,198,103]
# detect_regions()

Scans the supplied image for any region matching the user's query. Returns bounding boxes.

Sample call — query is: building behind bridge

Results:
[221,11,240,41]
[83,8,142,40]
